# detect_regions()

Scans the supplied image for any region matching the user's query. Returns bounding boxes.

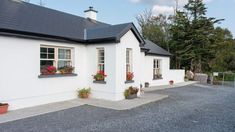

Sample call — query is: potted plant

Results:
[169,80,174,85]
[184,76,189,82]
[78,88,91,99]
[59,66,74,74]
[41,65,57,75]
[0,103,9,114]
[145,82,150,87]
[124,86,139,99]
[126,72,134,81]
[93,71,107,81]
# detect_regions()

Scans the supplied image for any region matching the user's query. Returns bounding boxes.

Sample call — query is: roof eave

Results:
[145,52,172,57]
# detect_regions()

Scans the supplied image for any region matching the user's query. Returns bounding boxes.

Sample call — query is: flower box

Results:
[59,66,74,74]
[124,86,139,99]
[126,72,134,81]
[41,65,57,75]
[126,94,137,99]
[0,103,9,114]
[93,71,107,81]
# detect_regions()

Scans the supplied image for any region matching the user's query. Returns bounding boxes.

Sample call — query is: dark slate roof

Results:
[86,23,144,44]
[143,40,172,57]
[0,0,144,44]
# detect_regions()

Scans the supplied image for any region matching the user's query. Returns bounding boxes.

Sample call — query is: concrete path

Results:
[77,93,168,110]
[0,99,84,124]
[144,81,197,92]
[0,93,168,124]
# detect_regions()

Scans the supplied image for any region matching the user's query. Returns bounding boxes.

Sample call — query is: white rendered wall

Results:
[86,44,118,101]
[0,36,88,110]
[140,55,185,87]
[115,30,142,100]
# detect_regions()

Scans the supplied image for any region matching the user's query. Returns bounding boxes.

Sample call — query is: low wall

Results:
[167,69,185,83]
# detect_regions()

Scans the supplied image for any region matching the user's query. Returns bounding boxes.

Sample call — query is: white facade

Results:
[0,30,184,110]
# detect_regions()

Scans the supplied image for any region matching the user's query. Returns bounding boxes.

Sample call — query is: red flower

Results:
[127,72,134,81]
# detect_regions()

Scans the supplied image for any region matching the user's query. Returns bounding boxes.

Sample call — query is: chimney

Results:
[84,6,98,20]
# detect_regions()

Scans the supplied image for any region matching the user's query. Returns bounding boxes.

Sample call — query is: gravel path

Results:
[0,84,235,132]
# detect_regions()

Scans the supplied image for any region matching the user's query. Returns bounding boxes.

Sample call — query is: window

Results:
[58,49,72,69]
[97,48,105,72]
[40,47,55,68]
[126,48,133,81]
[40,46,73,74]
[153,59,162,79]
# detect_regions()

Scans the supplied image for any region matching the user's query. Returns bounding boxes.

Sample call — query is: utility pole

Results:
[174,0,179,15]
[39,0,45,6]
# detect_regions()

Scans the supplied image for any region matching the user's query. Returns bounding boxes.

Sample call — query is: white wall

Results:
[86,44,118,101]
[0,36,88,110]
[140,54,185,87]
[115,30,142,100]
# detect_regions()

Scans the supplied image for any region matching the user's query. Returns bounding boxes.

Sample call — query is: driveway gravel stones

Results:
[0,84,234,132]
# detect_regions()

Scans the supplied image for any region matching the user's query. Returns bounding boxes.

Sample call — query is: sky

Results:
[27,0,235,36]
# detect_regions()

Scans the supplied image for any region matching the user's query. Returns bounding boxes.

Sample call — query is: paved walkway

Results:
[0,82,196,124]
[144,81,197,92]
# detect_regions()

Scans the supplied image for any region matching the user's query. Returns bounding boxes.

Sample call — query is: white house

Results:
[0,0,185,110]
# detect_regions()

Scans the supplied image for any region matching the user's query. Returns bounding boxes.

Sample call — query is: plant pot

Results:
[0,104,9,114]
[79,93,89,98]
[126,94,137,99]
[169,81,174,85]
[95,78,104,81]
[145,82,150,87]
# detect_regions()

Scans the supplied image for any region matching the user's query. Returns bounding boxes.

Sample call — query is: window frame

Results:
[153,59,162,80]
[40,45,74,74]
[126,48,134,82]
[97,48,105,72]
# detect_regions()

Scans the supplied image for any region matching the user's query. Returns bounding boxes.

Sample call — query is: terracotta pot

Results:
[169,81,174,85]
[79,93,89,98]
[0,104,9,114]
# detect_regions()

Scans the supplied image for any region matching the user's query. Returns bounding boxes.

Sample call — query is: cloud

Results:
[131,0,214,16]
[130,0,188,6]
[152,5,175,15]
[130,0,213,6]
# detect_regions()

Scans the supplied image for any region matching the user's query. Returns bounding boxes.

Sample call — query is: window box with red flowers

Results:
[39,65,77,78]
[125,72,134,83]
[41,65,57,75]
[93,71,107,83]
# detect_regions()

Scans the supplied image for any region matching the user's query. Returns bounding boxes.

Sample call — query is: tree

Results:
[136,10,172,51]
[210,28,235,72]
[170,0,221,72]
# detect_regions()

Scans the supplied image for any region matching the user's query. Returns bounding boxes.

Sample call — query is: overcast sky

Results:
[28,0,235,36]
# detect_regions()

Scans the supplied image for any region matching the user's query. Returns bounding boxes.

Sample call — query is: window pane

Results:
[98,64,105,71]
[48,54,55,59]
[48,48,54,53]
[66,50,71,59]
[59,49,65,59]
[58,61,71,69]
[40,60,53,67]
[59,49,71,59]
[40,47,47,53]
[40,53,47,59]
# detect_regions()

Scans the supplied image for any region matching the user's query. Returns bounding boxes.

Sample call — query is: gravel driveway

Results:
[0,84,235,132]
